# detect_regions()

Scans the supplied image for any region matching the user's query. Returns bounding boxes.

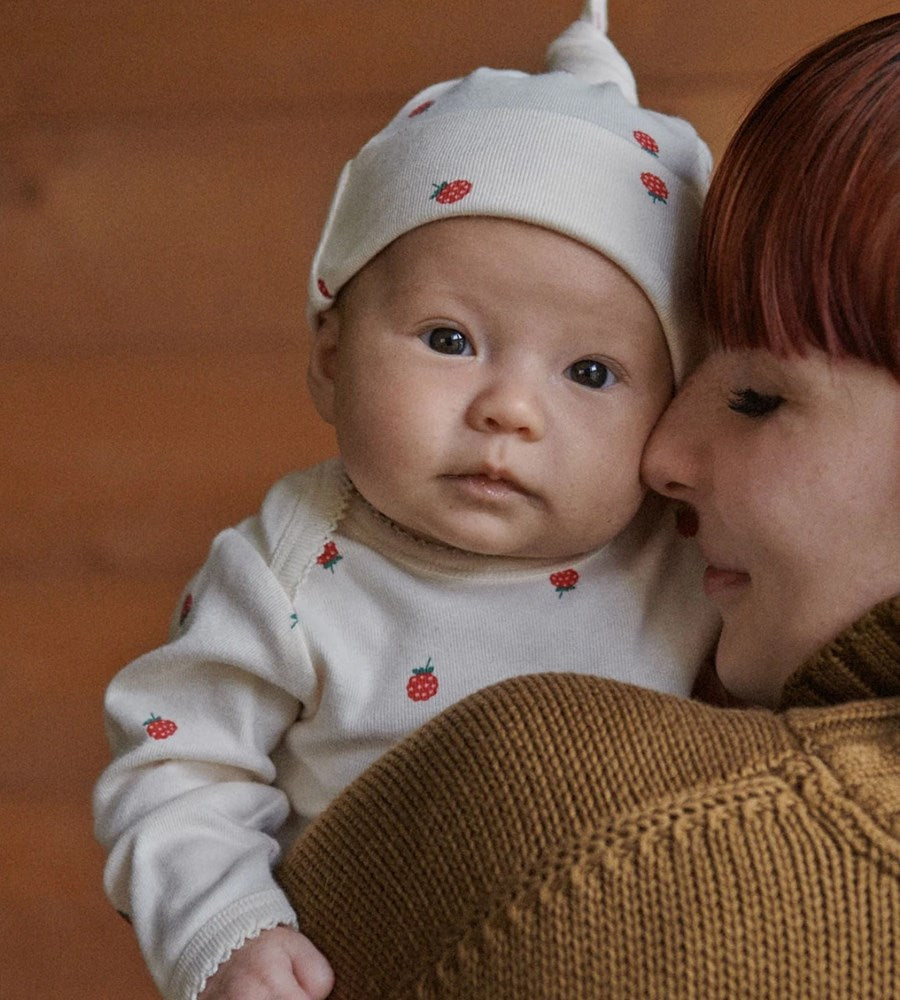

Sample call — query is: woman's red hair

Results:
[699,14,900,376]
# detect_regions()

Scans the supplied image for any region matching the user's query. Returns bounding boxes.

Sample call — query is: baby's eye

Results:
[566,358,618,390]
[728,387,784,418]
[421,327,472,356]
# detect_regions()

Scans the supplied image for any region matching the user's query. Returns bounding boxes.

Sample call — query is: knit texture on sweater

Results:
[278,598,899,999]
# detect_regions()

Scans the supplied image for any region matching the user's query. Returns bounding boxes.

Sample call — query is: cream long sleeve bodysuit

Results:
[94,458,719,1000]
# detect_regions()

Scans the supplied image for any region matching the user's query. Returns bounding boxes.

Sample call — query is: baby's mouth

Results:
[444,467,536,501]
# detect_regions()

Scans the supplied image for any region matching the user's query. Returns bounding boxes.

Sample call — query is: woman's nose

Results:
[465,376,546,441]
[641,380,701,498]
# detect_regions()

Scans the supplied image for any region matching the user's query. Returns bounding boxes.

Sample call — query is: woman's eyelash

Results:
[728,387,784,418]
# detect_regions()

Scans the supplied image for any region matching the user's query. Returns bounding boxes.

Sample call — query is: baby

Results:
[94,3,718,998]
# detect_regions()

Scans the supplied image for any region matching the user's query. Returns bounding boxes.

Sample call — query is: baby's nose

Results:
[465,378,546,441]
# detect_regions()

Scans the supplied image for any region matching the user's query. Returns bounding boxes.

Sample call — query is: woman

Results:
[277,16,899,998]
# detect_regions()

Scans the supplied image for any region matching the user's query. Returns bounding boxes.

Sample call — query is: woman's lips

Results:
[703,565,751,599]
[675,506,699,538]
[674,507,749,599]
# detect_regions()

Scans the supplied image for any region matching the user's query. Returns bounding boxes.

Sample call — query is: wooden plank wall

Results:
[2,2,893,996]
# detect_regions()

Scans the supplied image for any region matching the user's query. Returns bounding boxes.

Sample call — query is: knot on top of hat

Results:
[581,0,609,32]
[546,0,638,105]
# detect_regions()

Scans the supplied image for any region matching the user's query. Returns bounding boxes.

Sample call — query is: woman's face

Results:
[642,347,900,706]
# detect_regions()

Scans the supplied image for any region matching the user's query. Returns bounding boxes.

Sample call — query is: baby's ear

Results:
[307,308,340,425]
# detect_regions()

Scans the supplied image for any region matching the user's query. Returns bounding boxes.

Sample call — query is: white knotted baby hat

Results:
[308,0,712,383]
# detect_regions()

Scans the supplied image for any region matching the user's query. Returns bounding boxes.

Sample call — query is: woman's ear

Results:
[307,308,340,425]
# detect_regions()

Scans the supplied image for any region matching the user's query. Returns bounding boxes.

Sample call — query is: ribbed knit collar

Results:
[778,597,899,709]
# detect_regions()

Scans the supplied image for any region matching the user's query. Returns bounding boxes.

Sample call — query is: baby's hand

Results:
[198,925,334,1000]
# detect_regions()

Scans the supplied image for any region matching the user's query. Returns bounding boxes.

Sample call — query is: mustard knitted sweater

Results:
[278,598,899,999]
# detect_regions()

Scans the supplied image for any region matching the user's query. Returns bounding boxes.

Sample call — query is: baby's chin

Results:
[358,484,624,561]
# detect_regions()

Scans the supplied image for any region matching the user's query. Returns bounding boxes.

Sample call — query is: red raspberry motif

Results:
[641,172,669,204]
[633,130,659,156]
[406,657,439,702]
[550,568,579,597]
[316,540,342,572]
[316,278,333,299]
[144,714,177,740]
[431,179,473,205]
[408,100,434,117]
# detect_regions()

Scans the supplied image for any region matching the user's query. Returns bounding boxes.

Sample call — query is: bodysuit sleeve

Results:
[93,508,320,999]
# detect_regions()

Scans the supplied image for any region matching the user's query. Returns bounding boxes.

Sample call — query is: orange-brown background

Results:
[2,3,893,997]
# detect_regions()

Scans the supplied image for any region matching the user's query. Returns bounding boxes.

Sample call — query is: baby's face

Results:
[309,218,673,560]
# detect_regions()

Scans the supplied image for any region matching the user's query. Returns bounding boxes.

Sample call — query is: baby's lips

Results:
[675,505,699,538]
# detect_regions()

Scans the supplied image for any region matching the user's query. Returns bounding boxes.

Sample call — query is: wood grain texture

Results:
[2,2,893,996]
[1,354,334,578]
